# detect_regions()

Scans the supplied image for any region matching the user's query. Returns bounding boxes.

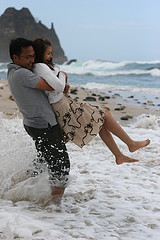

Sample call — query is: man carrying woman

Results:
[7,38,70,204]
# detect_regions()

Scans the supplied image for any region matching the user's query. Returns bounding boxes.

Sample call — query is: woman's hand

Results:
[63,83,70,93]
[59,71,68,82]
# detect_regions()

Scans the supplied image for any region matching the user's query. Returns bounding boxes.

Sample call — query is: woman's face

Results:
[43,45,53,64]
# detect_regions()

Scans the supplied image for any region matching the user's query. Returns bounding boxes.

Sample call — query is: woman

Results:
[33,38,150,165]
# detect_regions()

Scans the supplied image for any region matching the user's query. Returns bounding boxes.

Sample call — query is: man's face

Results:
[13,46,35,70]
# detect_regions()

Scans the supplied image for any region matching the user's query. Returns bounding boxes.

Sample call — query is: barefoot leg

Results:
[103,109,150,151]
[99,126,139,165]
[128,139,150,152]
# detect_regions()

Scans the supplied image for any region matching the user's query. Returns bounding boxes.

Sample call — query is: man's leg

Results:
[24,124,70,203]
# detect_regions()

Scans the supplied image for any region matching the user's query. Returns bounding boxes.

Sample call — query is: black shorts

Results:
[24,124,70,185]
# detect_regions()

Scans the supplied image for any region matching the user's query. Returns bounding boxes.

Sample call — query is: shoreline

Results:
[0,78,159,126]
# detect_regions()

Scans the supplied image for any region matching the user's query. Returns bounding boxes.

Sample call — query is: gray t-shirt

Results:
[7,63,57,128]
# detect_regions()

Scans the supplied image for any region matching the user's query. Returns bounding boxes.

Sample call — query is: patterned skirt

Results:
[51,95,105,148]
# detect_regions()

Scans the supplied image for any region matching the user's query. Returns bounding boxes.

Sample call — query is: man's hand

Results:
[35,77,54,91]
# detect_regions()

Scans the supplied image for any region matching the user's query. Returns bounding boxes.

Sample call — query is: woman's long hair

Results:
[33,38,55,69]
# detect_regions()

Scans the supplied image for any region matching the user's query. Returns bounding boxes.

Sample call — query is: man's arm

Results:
[35,77,54,91]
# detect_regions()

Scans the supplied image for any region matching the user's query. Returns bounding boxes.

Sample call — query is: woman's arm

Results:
[33,63,65,92]
[58,71,68,83]
[57,71,70,93]
[63,83,70,93]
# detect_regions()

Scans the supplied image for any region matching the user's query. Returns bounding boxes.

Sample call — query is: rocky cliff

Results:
[0,7,68,63]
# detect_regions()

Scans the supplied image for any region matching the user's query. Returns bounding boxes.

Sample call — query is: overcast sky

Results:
[0,0,160,62]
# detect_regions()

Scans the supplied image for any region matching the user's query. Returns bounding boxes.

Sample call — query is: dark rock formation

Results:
[0,7,67,63]
[66,59,77,65]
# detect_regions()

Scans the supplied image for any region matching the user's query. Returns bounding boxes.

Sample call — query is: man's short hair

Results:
[9,38,33,60]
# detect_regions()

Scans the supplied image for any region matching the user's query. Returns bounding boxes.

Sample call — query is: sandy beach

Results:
[0,78,159,126]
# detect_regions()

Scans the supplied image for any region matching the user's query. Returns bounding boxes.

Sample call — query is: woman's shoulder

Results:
[33,63,51,73]
[34,63,48,68]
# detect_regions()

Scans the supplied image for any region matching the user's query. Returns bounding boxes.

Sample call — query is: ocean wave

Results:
[77,82,160,95]
[0,69,7,73]
[62,68,156,77]
[64,59,160,69]
[150,68,160,77]
[61,59,160,77]
[0,60,160,79]
[1,66,154,78]
[81,60,127,69]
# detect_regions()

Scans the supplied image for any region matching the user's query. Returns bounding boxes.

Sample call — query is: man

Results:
[7,38,70,204]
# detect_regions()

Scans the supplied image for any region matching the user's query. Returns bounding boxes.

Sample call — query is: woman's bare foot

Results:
[116,154,139,165]
[128,139,150,153]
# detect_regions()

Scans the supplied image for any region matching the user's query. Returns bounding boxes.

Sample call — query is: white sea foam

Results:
[62,67,155,77]
[81,60,128,69]
[0,114,160,239]
[79,82,160,95]
[131,114,160,130]
[61,62,160,78]
[0,68,7,73]
[1,60,160,92]
[65,59,160,69]
[151,68,160,77]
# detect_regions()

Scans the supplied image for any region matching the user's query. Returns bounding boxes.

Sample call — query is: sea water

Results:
[1,60,160,108]
[1,60,160,89]
[61,60,160,109]
[0,60,160,239]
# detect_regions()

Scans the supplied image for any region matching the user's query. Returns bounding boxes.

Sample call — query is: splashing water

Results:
[0,113,160,240]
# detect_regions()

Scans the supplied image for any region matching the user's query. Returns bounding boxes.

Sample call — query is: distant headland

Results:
[0,7,67,63]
